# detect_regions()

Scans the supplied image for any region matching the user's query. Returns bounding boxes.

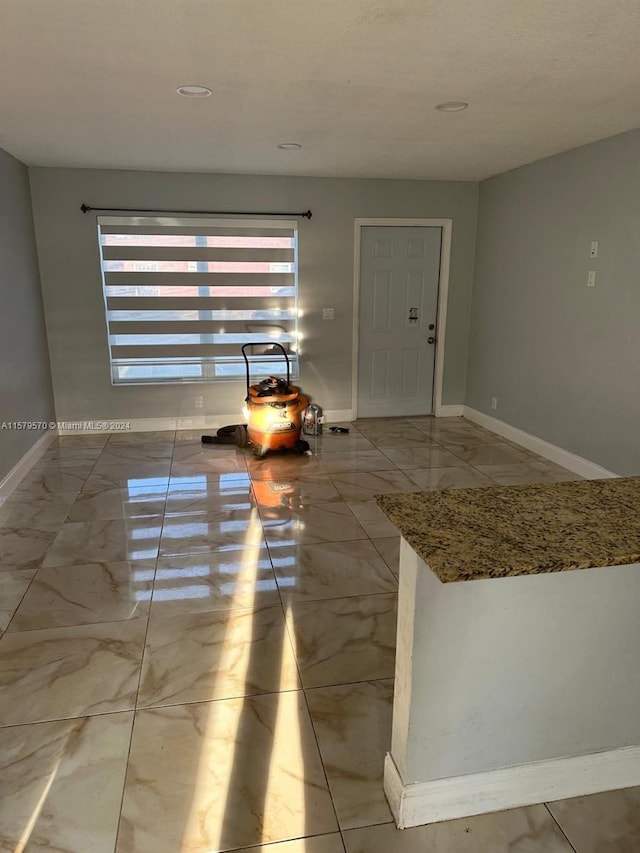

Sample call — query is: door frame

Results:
[352,218,453,419]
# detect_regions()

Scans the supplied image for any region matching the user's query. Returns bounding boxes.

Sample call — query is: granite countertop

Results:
[375,477,640,583]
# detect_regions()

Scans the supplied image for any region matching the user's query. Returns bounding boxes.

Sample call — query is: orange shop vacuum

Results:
[201,342,311,458]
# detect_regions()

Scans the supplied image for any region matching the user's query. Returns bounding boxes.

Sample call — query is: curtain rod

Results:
[80,204,312,219]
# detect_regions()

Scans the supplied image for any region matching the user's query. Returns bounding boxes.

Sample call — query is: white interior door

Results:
[357,225,442,418]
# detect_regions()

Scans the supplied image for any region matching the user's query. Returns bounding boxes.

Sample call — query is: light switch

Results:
[322,307,334,320]
[587,271,596,288]
[590,241,599,258]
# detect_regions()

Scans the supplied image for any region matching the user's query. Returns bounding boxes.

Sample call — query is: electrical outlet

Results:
[322,307,334,320]
[194,396,204,409]
[590,241,599,258]
[587,271,596,288]
[491,397,498,410]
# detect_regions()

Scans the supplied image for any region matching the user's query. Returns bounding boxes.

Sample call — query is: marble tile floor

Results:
[0,416,635,852]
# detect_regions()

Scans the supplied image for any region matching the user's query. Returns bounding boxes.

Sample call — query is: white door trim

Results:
[352,218,453,420]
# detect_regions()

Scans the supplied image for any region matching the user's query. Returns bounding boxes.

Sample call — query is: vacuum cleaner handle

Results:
[241,342,291,393]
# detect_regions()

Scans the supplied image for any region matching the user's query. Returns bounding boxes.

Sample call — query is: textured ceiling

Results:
[1,0,640,180]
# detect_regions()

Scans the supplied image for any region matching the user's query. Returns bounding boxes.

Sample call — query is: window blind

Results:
[97,216,299,385]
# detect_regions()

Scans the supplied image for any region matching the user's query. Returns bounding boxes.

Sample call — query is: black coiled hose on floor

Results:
[201,425,245,445]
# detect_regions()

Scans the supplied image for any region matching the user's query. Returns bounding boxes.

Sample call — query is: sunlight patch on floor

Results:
[181,507,264,852]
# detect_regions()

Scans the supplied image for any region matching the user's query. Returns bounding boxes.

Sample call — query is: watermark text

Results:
[1,421,132,431]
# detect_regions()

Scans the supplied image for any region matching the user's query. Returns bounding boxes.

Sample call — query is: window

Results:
[97,216,299,385]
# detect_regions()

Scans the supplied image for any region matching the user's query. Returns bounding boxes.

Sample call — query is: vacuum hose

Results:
[201,425,244,445]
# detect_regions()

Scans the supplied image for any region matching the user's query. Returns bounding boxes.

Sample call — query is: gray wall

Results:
[0,149,55,481]
[29,168,478,422]
[467,129,640,476]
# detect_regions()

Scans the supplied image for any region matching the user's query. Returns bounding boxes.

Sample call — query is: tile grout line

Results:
[0,443,108,637]
[0,706,137,731]
[1,451,73,629]
[1,610,151,636]
[301,659,350,851]
[262,444,397,849]
[108,435,179,849]
[266,523,348,850]
[0,673,397,731]
[1,568,41,638]
[543,803,579,853]
[222,829,350,853]
[111,437,172,852]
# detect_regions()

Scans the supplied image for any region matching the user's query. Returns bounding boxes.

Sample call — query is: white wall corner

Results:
[463,407,617,479]
[383,753,406,827]
[324,409,354,423]
[0,429,58,504]
[385,745,640,829]
[434,404,464,418]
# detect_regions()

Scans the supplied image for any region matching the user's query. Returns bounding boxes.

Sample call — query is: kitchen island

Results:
[376,477,640,828]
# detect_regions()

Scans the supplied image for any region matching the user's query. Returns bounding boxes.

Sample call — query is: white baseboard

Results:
[463,407,617,480]
[384,746,640,829]
[0,429,58,505]
[324,409,354,424]
[348,407,463,421]
[435,404,465,418]
[57,410,356,436]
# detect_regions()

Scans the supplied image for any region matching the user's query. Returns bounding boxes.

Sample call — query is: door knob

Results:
[427,336,436,345]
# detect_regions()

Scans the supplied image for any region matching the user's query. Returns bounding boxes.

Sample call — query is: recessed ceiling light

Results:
[176,85,212,98]
[435,101,469,112]
[277,142,302,150]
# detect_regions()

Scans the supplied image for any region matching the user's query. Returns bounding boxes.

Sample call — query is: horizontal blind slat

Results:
[98,216,296,229]
[100,225,294,238]
[106,296,295,311]
[108,320,295,335]
[111,343,284,358]
[104,272,294,287]
[101,246,294,262]
[112,354,294,366]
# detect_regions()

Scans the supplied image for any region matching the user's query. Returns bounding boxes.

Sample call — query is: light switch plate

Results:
[322,307,334,320]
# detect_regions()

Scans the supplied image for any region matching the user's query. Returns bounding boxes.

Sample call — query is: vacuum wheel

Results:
[295,439,310,454]
[234,425,248,448]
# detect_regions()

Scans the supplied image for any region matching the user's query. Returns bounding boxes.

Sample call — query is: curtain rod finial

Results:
[80,204,90,213]
[303,210,312,220]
